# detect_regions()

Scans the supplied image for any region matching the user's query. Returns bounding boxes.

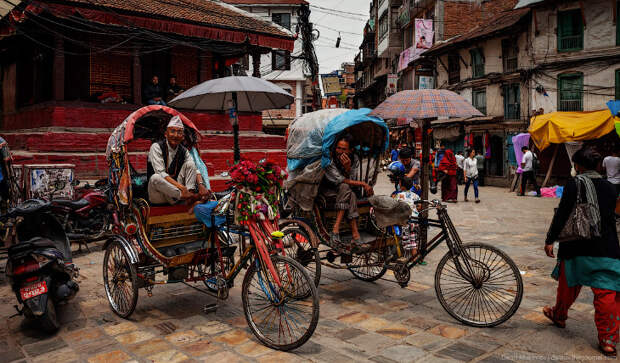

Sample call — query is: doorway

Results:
[141,50,170,103]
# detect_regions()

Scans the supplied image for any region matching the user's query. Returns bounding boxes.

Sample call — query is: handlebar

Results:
[413,199,444,214]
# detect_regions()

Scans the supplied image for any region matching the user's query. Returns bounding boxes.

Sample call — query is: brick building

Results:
[0,0,295,190]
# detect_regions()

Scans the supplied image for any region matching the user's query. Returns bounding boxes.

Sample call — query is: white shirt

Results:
[522,150,533,172]
[455,154,465,169]
[394,191,420,217]
[148,140,199,179]
[463,157,478,178]
[603,156,620,184]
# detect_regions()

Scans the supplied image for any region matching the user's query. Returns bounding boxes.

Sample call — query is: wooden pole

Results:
[542,143,558,187]
[419,119,431,250]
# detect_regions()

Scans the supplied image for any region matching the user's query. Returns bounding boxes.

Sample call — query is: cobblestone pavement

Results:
[0,174,615,363]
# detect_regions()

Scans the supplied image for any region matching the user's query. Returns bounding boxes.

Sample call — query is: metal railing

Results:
[559,99,583,111]
[559,35,583,51]
[505,104,520,120]
[503,58,518,73]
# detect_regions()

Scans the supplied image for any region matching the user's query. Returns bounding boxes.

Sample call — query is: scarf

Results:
[438,149,457,176]
[575,170,602,237]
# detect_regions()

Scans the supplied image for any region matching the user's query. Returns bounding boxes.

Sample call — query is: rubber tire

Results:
[103,240,139,318]
[241,255,320,351]
[347,251,388,282]
[280,226,321,288]
[434,242,523,327]
[38,297,60,333]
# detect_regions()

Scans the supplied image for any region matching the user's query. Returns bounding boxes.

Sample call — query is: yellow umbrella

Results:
[528,110,617,150]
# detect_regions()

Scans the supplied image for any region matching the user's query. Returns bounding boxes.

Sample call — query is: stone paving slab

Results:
[0,175,616,362]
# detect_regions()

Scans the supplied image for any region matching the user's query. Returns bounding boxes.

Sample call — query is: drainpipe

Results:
[296,80,303,117]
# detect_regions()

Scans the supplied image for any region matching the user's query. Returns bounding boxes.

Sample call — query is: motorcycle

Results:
[4,199,79,332]
[51,180,113,242]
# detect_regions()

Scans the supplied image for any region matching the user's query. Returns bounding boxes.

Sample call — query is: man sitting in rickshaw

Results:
[147,116,208,204]
[321,134,374,251]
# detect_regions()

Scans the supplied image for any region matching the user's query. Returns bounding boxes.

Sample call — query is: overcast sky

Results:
[308,0,367,73]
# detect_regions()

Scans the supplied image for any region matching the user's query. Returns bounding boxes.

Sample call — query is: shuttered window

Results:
[557,9,583,52]
[503,83,520,120]
[470,48,484,78]
[472,88,486,115]
[558,73,583,111]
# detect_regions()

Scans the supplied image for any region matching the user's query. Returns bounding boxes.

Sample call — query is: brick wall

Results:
[170,46,199,90]
[89,52,133,100]
[262,80,297,123]
[444,0,519,39]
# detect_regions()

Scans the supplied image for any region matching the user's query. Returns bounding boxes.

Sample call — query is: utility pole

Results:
[297,4,322,110]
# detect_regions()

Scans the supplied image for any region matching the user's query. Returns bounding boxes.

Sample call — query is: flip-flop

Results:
[542,306,566,328]
[599,344,617,357]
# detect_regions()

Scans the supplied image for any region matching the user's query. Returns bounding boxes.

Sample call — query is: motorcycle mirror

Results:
[71,179,80,187]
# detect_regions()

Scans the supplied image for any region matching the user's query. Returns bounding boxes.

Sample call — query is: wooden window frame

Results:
[557,72,584,111]
[470,48,484,79]
[472,88,486,115]
[272,50,291,71]
[557,9,584,52]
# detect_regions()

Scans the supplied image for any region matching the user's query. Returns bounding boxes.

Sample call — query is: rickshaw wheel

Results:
[435,242,523,327]
[242,255,319,351]
[103,240,139,318]
[280,226,321,288]
[347,251,387,282]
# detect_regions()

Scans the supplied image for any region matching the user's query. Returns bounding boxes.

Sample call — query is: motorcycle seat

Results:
[53,199,89,209]
[8,237,59,255]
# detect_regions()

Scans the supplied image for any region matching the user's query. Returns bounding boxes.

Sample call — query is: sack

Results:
[557,179,599,242]
[369,195,412,228]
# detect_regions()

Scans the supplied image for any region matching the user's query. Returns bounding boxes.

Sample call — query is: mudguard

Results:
[103,235,139,264]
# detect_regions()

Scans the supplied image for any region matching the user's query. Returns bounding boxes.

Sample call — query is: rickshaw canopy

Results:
[286,108,388,171]
[528,109,618,151]
[106,105,201,159]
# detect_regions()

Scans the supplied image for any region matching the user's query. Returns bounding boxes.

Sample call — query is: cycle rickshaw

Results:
[103,105,319,350]
[283,108,523,327]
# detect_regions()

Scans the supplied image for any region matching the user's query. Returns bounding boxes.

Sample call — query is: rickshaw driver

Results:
[322,134,374,250]
[147,116,208,204]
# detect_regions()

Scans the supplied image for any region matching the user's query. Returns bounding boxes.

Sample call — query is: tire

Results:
[242,255,319,351]
[435,242,523,327]
[347,251,387,282]
[280,226,321,288]
[103,240,139,318]
[87,212,110,241]
[38,297,60,333]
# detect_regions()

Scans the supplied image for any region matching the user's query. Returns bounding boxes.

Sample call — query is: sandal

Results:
[542,306,566,328]
[599,344,617,357]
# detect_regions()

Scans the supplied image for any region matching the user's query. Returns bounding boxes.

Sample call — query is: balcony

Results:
[559,99,583,111]
[503,57,518,73]
[504,104,520,120]
[558,35,583,52]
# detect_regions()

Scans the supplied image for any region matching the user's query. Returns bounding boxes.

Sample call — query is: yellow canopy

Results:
[528,110,618,150]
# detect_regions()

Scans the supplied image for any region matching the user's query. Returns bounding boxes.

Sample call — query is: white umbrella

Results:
[169,76,294,162]
[169,76,294,112]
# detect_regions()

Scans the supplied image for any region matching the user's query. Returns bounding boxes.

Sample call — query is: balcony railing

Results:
[503,57,517,73]
[559,99,583,111]
[559,35,583,51]
[504,104,520,120]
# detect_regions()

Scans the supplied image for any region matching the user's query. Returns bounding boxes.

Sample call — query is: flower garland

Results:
[229,160,287,222]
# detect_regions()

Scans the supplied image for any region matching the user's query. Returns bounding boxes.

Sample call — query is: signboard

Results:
[398,19,434,72]
[386,74,398,95]
[418,76,434,89]
[25,164,75,199]
[321,75,343,97]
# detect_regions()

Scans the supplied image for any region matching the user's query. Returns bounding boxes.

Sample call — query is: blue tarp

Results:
[194,201,226,228]
[320,108,389,168]
[606,100,620,116]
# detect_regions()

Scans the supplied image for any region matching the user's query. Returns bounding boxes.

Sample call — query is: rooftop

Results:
[424,8,530,56]
[221,0,308,4]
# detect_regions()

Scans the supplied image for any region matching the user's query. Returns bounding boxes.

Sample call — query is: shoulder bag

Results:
[557,178,597,242]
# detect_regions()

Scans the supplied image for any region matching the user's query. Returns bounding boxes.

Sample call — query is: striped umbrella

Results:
[370,89,483,120]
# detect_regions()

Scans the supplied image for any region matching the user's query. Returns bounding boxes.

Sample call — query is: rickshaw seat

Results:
[146,203,205,250]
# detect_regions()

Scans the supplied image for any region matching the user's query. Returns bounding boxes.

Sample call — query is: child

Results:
[392,177,422,256]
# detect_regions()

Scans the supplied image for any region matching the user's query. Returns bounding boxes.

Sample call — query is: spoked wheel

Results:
[203,231,234,292]
[347,251,387,282]
[242,255,319,351]
[280,226,321,287]
[103,240,138,318]
[435,242,523,327]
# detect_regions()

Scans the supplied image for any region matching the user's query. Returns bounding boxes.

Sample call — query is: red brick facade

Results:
[443,0,519,39]
[89,53,133,99]
[170,46,200,90]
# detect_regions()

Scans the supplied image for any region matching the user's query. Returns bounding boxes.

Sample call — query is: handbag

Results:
[557,178,597,242]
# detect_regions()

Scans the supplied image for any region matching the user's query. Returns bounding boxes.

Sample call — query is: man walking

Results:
[519,146,541,197]
[474,150,485,186]
[602,149,620,197]
[455,151,464,185]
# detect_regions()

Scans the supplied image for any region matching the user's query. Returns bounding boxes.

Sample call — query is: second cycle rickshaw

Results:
[283,108,523,327]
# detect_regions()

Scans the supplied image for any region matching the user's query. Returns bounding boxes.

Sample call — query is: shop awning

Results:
[528,110,618,151]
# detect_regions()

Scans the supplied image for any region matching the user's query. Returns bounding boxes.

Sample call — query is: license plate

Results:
[20,281,47,300]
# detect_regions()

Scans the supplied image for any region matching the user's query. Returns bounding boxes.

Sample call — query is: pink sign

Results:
[398,19,434,72]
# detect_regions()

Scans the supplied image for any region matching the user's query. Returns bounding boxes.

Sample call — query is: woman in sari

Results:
[438,149,458,203]
[543,147,620,357]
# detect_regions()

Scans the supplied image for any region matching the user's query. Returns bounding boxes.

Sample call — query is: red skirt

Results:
[441,175,458,201]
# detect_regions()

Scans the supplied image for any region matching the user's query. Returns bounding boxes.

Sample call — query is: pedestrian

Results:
[519,146,541,196]
[542,147,620,358]
[474,150,485,186]
[438,149,458,203]
[390,146,399,162]
[463,149,480,203]
[144,75,166,105]
[434,143,446,168]
[602,148,620,197]
[398,146,420,186]
[455,151,464,185]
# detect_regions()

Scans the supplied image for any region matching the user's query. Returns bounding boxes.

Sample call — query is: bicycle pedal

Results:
[203,303,218,314]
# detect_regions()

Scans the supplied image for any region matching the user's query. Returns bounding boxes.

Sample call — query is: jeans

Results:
[147,99,167,106]
[520,170,540,196]
[464,177,479,199]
